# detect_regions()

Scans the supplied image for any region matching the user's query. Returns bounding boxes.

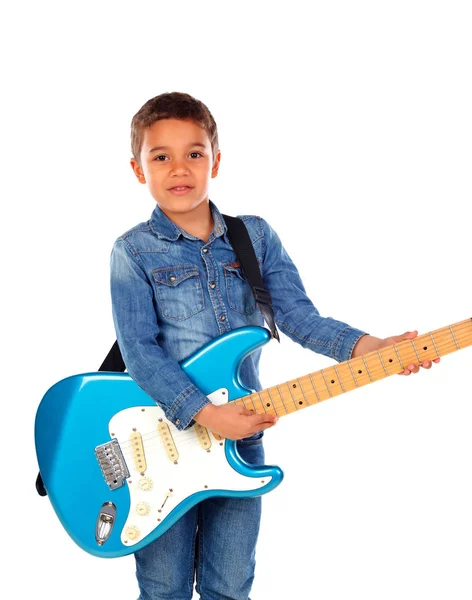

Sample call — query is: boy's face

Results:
[130,118,220,217]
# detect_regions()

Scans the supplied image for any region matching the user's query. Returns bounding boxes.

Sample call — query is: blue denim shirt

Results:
[110,201,366,431]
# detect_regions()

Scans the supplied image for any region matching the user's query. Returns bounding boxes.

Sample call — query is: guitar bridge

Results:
[95,439,130,490]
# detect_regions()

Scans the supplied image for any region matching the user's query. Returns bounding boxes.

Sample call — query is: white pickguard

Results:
[109,389,271,548]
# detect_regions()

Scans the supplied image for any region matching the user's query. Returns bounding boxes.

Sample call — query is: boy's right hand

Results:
[194,402,278,440]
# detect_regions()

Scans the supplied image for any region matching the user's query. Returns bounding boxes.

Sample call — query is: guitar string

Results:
[114,325,472,459]
[116,323,472,453]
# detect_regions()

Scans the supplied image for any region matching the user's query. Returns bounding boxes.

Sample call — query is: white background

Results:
[1,1,471,598]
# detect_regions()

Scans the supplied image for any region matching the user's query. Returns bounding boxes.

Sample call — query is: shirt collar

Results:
[149,200,229,243]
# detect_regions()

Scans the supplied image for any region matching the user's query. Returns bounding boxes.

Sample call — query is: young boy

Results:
[110,92,438,600]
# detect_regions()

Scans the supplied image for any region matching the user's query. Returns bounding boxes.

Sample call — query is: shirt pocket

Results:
[152,264,204,321]
[222,260,260,315]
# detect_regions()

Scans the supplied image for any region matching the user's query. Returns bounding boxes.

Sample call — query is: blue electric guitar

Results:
[35,318,472,558]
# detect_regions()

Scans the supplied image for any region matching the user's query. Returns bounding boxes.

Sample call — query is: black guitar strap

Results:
[36,215,278,496]
[222,215,279,342]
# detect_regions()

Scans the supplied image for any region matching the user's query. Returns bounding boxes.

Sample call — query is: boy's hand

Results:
[194,402,278,440]
[352,331,441,375]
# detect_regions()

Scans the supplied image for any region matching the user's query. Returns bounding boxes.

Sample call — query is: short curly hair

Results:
[131,92,219,166]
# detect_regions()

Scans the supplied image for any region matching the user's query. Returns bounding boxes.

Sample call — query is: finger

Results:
[421,360,432,369]
[248,420,278,435]
[407,363,420,374]
[392,330,418,343]
[249,412,278,425]
[433,358,441,363]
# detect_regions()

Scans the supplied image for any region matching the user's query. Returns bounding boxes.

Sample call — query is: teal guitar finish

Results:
[35,326,284,558]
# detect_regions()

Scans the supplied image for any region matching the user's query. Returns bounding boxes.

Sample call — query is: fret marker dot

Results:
[292,384,297,388]
[298,401,303,405]
[358,370,362,374]
[266,403,271,407]
[388,358,393,363]
[330,380,335,384]
[423,346,428,350]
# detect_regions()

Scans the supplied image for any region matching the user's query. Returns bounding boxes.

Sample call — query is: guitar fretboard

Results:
[231,318,472,417]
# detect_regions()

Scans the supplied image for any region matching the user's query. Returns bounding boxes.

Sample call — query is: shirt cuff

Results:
[167,384,212,431]
[332,327,368,362]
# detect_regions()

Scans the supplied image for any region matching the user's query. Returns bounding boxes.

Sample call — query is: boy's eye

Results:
[189,152,202,159]
[155,155,167,161]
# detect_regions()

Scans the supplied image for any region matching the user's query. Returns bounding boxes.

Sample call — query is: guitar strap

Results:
[222,215,280,342]
[35,215,278,496]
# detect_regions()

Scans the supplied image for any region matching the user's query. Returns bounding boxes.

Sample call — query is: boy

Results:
[110,92,438,600]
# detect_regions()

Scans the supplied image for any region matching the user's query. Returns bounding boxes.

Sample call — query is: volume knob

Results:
[125,526,140,541]
[139,477,153,491]
[136,502,151,516]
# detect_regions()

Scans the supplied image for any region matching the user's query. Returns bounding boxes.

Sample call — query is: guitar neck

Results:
[231,318,472,418]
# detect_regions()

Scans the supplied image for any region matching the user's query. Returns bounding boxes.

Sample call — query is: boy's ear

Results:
[130,158,146,184]
[211,151,221,178]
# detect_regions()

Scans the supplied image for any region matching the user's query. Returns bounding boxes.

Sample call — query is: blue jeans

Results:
[135,437,264,600]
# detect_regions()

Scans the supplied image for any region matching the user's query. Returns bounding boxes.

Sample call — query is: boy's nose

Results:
[170,160,189,175]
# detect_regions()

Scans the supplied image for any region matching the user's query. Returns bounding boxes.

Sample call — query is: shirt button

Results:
[210,283,216,289]
[202,248,208,253]
[175,419,180,425]
[220,315,226,321]
[169,276,176,281]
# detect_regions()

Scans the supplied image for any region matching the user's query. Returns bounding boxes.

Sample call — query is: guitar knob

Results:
[139,477,153,491]
[136,502,151,516]
[125,526,140,541]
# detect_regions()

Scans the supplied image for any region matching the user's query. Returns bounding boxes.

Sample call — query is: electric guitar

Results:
[35,318,472,558]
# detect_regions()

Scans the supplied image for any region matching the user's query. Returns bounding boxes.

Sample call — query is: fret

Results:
[429,332,441,357]
[377,347,402,374]
[249,392,266,414]
[394,341,418,370]
[286,382,300,410]
[331,365,346,392]
[377,351,389,376]
[309,371,331,401]
[277,384,296,414]
[393,346,405,370]
[320,369,333,397]
[241,394,255,412]
[413,331,450,362]
[348,357,371,386]
[324,366,345,397]
[410,340,422,363]
[362,356,373,382]
[297,378,310,406]
[334,362,358,392]
[363,352,387,382]
[410,335,432,363]
[333,365,345,393]
[287,379,308,409]
[347,360,359,387]
[257,392,269,413]
[271,385,288,414]
[431,328,458,357]
[259,389,278,415]
[308,373,321,402]
[449,326,460,349]
[268,387,286,415]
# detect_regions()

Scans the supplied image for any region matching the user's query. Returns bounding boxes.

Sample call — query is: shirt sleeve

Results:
[110,239,211,430]
[260,218,367,362]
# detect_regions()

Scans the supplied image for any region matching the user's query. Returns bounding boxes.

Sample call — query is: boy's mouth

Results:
[168,185,193,195]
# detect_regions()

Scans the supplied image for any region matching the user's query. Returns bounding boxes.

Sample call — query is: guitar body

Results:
[35,326,283,558]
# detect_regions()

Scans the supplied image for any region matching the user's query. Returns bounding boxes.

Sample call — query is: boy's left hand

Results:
[352,331,441,375]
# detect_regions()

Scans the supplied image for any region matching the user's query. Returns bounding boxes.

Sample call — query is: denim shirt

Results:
[110,201,366,431]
